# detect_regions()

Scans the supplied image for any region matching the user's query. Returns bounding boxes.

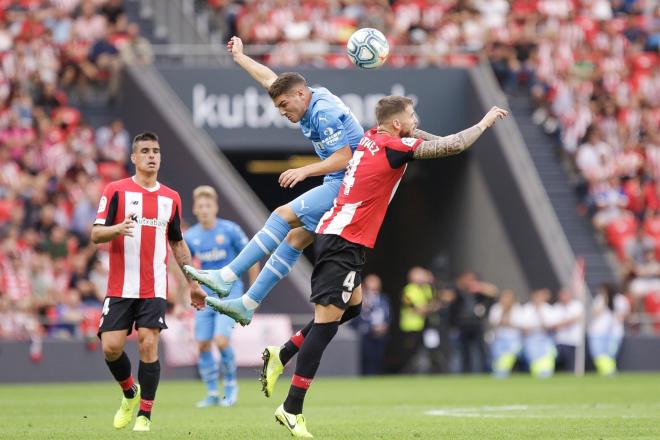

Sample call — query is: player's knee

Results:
[340,303,362,325]
[137,332,159,359]
[274,205,300,227]
[215,336,230,349]
[284,228,314,250]
[102,340,124,361]
[198,340,212,352]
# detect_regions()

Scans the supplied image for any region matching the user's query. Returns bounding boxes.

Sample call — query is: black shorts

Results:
[311,234,366,309]
[98,297,168,337]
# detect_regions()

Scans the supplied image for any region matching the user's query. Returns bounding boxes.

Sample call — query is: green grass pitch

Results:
[1,373,658,439]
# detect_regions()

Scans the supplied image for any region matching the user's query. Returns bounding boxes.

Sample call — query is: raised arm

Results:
[227,36,278,90]
[413,106,508,160]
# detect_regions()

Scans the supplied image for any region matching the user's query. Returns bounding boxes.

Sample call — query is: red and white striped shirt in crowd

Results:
[94,177,183,299]
[317,128,423,248]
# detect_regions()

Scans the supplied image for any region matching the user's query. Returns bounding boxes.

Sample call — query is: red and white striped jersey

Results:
[316,128,422,248]
[94,177,183,299]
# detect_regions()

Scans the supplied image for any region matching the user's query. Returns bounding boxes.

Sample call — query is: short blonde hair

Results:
[193,185,218,203]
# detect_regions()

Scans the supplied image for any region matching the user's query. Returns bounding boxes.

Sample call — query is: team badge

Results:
[97,196,107,213]
[342,290,351,303]
[215,234,225,244]
[401,137,417,147]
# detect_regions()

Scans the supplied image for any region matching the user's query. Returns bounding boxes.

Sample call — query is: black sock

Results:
[105,352,137,399]
[283,321,339,415]
[339,303,362,325]
[137,360,160,420]
[279,304,361,366]
[279,320,313,366]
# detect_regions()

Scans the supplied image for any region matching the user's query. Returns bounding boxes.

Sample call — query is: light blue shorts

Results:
[194,282,242,341]
[289,179,342,232]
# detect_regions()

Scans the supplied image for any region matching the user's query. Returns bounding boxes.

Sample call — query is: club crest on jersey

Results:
[401,137,417,147]
[342,290,352,303]
[97,196,107,213]
[215,234,225,244]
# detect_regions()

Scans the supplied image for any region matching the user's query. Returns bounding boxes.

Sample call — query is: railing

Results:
[147,43,480,66]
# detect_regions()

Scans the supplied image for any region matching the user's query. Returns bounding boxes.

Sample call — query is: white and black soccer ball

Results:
[346,28,389,69]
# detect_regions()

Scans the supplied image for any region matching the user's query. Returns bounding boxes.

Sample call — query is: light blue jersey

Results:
[299,87,364,182]
[185,219,249,340]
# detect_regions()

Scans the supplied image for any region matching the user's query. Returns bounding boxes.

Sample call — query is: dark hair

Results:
[268,73,307,99]
[375,96,414,124]
[132,131,159,151]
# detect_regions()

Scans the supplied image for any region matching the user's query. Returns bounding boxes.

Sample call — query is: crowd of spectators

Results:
[0,0,153,354]
[201,0,659,326]
[386,267,629,377]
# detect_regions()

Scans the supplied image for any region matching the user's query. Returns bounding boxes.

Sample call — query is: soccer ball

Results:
[346,28,389,69]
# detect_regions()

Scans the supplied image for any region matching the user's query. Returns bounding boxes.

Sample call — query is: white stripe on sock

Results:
[254,235,270,254]
[271,254,292,273]
[265,263,284,279]
[261,227,282,246]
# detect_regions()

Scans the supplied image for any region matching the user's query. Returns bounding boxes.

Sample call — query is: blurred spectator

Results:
[588,283,630,376]
[553,287,585,372]
[449,270,497,373]
[397,266,434,373]
[0,0,147,351]
[117,23,153,65]
[96,119,129,163]
[488,289,523,378]
[352,274,390,376]
[520,288,558,378]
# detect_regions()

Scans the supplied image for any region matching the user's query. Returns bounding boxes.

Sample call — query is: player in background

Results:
[92,132,206,432]
[184,36,364,326]
[184,185,260,407]
[269,97,508,437]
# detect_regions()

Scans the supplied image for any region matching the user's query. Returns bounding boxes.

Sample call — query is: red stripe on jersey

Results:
[108,190,125,295]
[139,194,157,298]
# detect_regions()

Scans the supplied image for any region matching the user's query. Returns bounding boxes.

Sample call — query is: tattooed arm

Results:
[413,106,508,160]
[169,239,207,309]
[412,128,442,141]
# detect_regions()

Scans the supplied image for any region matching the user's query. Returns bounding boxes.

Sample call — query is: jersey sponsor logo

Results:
[401,137,418,147]
[97,196,107,213]
[321,129,343,147]
[323,127,334,137]
[197,248,228,262]
[135,217,168,228]
[215,234,225,244]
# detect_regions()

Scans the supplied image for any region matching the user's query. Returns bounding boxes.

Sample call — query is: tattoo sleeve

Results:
[169,239,193,273]
[412,128,441,141]
[413,125,484,159]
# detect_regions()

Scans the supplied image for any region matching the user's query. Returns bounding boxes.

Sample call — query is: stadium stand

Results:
[0,0,153,351]
[1,0,658,355]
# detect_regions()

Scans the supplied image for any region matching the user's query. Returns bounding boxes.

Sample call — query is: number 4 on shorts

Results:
[343,271,356,291]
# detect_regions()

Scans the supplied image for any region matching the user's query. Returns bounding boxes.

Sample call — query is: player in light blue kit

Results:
[184,185,260,407]
[184,36,365,326]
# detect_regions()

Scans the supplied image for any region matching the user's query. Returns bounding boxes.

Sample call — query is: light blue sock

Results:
[198,350,219,395]
[228,212,290,277]
[220,347,237,391]
[247,241,302,304]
